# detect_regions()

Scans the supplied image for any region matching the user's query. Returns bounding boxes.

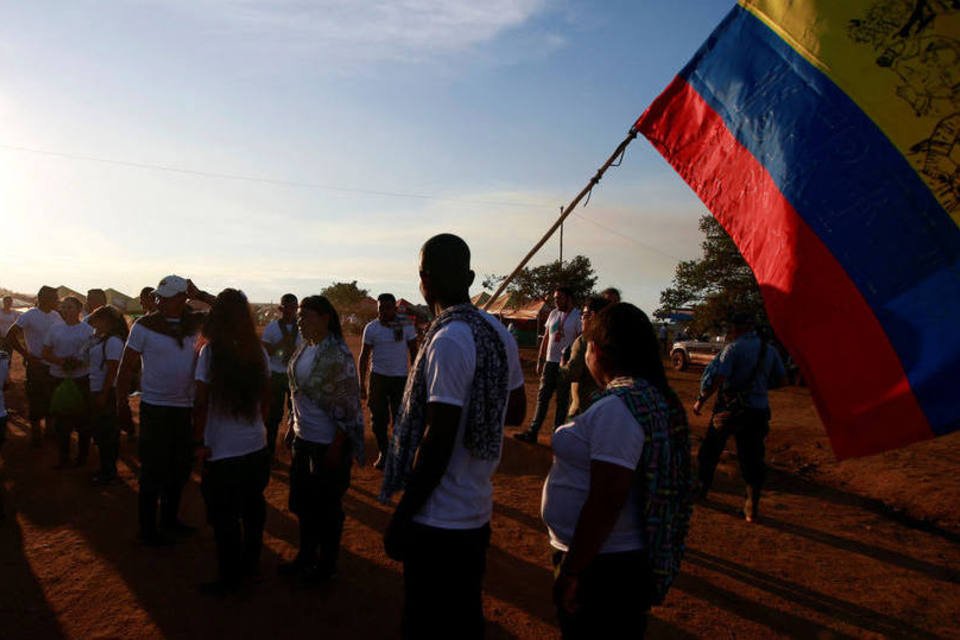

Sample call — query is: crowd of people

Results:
[0,232,787,638]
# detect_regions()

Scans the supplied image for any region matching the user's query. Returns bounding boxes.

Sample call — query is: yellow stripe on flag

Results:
[740,0,960,226]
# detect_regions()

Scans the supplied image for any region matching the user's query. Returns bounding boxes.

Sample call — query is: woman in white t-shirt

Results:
[193,289,271,595]
[541,303,692,639]
[86,306,129,484]
[42,296,95,468]
[279,295,363,583]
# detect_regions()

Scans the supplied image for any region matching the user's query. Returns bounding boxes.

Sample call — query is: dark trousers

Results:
[51,376,91,464]
[266,372,290,459]
[138,403,194,534]
[403,522,491,640]
[201,447,271,582]
[92,389,119,478]
[368,373,406,455]
[25,360,53,429]
[697,408,770,500]
[529,361,570,435]
[288,437,352,573]
[552,549,653,639]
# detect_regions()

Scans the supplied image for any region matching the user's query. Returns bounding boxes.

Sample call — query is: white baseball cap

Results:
[155,275,189,298]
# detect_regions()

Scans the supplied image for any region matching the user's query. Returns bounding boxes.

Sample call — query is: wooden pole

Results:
[483,128,638,311]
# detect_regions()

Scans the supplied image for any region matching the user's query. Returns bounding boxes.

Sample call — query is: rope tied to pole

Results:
[483,127,639,310]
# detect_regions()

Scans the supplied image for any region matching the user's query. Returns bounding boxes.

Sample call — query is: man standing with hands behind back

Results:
[381,234,525,639]
[359,293,417,470]
[514,286,581,444]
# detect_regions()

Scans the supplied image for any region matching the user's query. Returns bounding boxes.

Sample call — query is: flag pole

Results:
[483,127,638,311]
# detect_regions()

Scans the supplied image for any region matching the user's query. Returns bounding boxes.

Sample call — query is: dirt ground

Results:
[1,335,958,639]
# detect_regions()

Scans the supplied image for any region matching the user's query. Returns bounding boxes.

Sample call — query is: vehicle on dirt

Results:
[670,335,725,371]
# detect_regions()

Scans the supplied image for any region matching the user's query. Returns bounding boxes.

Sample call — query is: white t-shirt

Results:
[14,308,64,359]
[261,320,302,374]
[43,322,95,378]
[362,319,417,377]
[0,309,21,338]
[0,350,10,418]
[195,345,268,461]
[291,344,338,444]
[413,310,524,530]
[126,321,198,408]
[541,394,646,554]
[88,336,125,393]
[544,308,582,363]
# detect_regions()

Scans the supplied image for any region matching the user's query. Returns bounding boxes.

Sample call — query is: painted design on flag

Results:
[847,0,960,212]
[636,0,960,458]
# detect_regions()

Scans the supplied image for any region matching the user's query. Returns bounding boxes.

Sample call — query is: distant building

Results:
[104,288,135,312]
[56,286,87,305]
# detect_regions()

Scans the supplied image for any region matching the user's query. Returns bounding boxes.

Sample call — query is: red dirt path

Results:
[1,336,958,639]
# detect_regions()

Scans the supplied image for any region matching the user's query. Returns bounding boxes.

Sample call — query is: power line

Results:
[571,211,683,261]
[0,141,687,260]
[0,143,537,208]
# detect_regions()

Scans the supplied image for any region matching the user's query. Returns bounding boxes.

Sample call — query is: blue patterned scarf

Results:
[380,304,508,501]
[594,376,693,605]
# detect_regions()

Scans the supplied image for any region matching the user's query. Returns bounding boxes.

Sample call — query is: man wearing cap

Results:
[693,312,786,522]
[261,293,301,460]
[116,275,215,545]
[359,293,418,470]
[4,286,63,445]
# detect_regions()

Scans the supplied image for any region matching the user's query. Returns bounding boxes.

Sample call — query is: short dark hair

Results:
[420,234,473,300]
[38,285,57,298]
[140,286,155,297]
[601,287,621,302]
[377,293,397,304]
[727,311,755,329]
[554,286,574,298]
[280,293,298,306]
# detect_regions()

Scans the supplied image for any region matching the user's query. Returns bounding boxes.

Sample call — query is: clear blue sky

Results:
[0,0,734,313]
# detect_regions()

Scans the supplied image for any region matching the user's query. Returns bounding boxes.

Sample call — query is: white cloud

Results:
[165,0,550,63]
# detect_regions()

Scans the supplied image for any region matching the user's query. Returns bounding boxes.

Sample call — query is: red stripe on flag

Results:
[637,77,932,458]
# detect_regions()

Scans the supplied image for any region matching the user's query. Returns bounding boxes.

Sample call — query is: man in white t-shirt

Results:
[514,286,581,443]
[0,296,21,338]
[116,275,216,546]
[359,293,418,470]
[261,293,301,459]
[43,296,96,468]
[382,234,526,639]
[4,286,63,444]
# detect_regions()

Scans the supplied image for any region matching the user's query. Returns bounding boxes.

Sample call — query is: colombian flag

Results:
[637,1,960,458]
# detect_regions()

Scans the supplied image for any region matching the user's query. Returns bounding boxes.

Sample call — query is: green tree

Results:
[482,255,598,304]
[320,280,369,310]
[657,216,766,335]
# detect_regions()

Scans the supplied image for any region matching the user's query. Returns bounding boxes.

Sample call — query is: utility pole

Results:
[559,206,564,264]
